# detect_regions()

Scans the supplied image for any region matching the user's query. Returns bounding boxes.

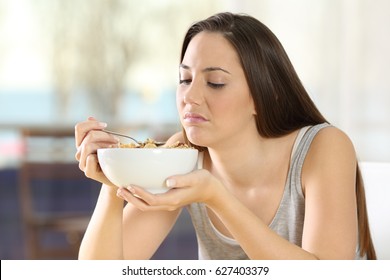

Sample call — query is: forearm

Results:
[78,184,125,259]
[208,191,318,260]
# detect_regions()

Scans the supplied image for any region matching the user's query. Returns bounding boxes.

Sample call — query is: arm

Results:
[300,126,358,259]
[75,118,182,259]
[122,201,181,259]
[79,184,180,259]
[78,184,125,259]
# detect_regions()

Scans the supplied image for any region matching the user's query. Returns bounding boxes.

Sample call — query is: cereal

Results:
[119,138,193,149]
[167,141,192,149]
[119,143,139,148]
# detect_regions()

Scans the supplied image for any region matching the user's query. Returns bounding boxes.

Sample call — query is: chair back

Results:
[19,126,99,259]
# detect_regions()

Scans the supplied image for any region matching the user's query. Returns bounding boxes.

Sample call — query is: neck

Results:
[204,130,299,189]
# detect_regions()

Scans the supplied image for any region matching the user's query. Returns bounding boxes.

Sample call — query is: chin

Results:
[187,136,204,147]
[184,128,207,147]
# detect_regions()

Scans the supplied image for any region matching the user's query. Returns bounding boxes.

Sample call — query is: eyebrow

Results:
[179,64,231,74]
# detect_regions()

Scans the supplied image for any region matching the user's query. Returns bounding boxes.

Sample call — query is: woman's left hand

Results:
[116,169,224,211]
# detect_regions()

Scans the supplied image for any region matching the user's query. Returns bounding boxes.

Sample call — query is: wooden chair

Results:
[18,127,99,259]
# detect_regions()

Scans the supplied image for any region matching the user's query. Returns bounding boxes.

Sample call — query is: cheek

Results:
[176,89,184,110]
[213,93,251,115]
[217,94,255,125]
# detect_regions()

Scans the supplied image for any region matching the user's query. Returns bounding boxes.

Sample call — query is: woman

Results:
[75,12,376,259]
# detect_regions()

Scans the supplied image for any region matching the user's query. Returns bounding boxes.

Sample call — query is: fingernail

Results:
[98,122,107,128]
[166,179,176,188]
[116,189,124,198]
[127,186,136,194]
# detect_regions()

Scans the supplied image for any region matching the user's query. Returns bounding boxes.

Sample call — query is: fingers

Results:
[74,117,108,148]
[113,161,220,212]
[76,130,119,167]
[165,169,221,205]
[75,141,100,164]
[84,154,115,186]
[117,171,210,211]
[117,186,182,212]
[74,117,120,185]
[74,117,119,166]
[117,187,153,210]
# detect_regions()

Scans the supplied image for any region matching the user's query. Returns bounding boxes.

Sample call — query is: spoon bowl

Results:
[103,129,166,146]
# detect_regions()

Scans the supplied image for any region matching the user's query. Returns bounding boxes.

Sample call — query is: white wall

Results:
[225,0,390,162]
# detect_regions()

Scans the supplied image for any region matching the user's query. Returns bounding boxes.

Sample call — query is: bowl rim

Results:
[97,147,198,151]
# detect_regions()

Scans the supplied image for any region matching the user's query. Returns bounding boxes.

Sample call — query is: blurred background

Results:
[0,0,389,259]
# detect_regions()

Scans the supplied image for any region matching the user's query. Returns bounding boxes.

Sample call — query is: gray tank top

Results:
[187,123,362,259]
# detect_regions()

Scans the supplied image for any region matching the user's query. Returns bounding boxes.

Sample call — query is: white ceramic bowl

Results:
[97,148,199,193]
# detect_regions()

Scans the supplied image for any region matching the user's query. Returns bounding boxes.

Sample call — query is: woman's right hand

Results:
[75,117,119,186]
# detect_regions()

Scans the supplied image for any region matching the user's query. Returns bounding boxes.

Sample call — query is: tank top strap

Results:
[293,123,331,165]
[289,122,331,196]
[197,151,205,169]
[290,125,311,161]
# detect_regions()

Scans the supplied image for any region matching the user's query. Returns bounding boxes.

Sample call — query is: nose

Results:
[182,81,202,105]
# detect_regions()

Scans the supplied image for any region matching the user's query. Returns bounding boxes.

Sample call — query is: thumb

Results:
[165,169,206,189]
[165,177,177,188]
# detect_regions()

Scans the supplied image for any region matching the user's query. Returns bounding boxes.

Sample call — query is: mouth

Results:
[183,112,208,124]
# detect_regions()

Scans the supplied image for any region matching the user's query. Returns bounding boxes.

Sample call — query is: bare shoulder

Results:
[308,126,356,158]
[302,126,357,189]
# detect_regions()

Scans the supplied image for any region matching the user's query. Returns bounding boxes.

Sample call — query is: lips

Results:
[183,112,208,123]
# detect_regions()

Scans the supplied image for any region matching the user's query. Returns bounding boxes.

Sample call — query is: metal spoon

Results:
[102,129,165,146]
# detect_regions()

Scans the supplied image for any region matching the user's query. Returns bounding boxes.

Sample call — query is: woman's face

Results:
[177,31,256,148]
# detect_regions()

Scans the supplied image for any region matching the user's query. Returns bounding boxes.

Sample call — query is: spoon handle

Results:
[102,129,140,144]
[102,129,166,146]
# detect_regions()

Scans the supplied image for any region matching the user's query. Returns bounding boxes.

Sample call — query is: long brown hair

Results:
[180,12,376,259]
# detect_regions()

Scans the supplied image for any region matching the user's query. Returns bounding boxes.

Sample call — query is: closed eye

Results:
[179,79,191,85]
[208,82,225,89]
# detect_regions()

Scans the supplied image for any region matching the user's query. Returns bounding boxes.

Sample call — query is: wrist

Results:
[204,181,230,210]
[101,183,120,199]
